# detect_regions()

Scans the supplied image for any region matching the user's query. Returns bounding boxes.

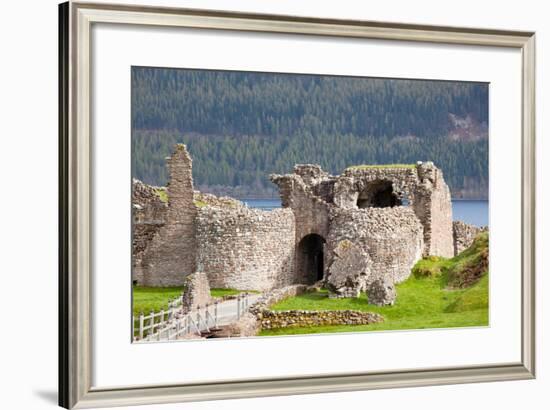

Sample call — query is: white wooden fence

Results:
[133,293,251,342]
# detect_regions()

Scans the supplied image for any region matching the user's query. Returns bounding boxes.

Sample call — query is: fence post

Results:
[196,306,202,335]
[150,310,155,336]
[160,309,165,328]
[205,303,209,328]
[139,312,144,340]
[214,301,218,328]
[237,296,241,320]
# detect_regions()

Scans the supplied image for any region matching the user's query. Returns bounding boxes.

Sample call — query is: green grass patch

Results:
[445,274,489,313]
[132,286,183,316]
[153,187,168,203]
[412,256,453,278]
[210,288,260,298]
[194,200,208,208]
[132,287,260,316]
[347,164,416,170]
[446,232,489,288]
[260,233,489,336]
[260,274,488,336]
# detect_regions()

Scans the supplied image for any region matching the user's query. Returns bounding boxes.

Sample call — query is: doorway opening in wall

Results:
[298,234,326,284]
[357,180,402,208]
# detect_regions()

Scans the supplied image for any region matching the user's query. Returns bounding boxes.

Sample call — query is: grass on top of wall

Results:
[346,164,416,170]
[153,187,168,203]
[260,234,489,336]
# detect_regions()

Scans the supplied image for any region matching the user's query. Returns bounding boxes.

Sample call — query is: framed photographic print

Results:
[59,1,536,408]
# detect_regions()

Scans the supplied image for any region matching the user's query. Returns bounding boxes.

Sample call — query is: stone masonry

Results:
[326,240,371,298]
[133,145,469,304]
[181,272,212,312]
[367,278,397,306]
[196,206,296,291]
[270,161,453,298]
[259,310,383,330]
[453,220,487,255]
[132,179,167,284]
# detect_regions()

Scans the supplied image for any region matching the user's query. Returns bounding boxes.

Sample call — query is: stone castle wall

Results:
[196,206,296,291]
[132,179,167,284]
[133,145,456,295]
[327,207,424,284]
[271,165,331,241]
[453,220,486,255]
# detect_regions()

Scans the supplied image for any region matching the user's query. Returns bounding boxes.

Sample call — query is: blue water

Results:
[242,199,488,227]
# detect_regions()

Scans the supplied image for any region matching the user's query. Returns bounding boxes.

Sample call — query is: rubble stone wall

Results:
[327,207,424,284]
[196,207,296,291]
[453,220,486,255]
[259,310,383,330]
[132,179,167,284]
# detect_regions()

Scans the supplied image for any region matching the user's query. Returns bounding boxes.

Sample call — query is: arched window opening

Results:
[357,180,402,208]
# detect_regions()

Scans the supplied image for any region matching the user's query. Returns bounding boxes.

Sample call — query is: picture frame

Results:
[59,1,536,408]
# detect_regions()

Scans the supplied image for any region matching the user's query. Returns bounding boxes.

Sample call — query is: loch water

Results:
[242,199,488,227]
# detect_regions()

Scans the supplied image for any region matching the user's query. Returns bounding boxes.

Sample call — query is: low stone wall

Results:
[196,207,296,291]
[453,220,486,255]
[259,310,383,330]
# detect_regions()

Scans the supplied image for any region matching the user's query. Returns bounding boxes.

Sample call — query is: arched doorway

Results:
[297,234,326,284]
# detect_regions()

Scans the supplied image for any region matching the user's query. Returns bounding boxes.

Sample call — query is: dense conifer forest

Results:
[132,67,488,199]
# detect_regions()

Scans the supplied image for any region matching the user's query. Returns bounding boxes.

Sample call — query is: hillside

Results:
[132,68,489,199]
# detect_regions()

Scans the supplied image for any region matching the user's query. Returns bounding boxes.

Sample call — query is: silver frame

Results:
[59,1,536,408]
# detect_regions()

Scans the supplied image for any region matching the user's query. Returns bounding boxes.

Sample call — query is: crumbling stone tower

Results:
[271,161,454,297]
[137,145,197,286]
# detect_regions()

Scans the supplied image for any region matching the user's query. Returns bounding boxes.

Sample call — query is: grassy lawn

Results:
[260,233,489,336]
[260,275,488,336]
[132,286,183,316]
[132,286,259,316]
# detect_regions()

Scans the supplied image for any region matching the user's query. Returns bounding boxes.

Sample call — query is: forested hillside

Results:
[132,68,488,199]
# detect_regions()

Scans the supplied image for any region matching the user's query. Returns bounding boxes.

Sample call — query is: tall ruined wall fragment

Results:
[414,162,454,257]
[196,207,296,291]
[271,165,332,241]
[138,144,197,286]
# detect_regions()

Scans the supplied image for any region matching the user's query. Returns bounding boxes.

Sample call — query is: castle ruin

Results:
[133,144,477,301]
